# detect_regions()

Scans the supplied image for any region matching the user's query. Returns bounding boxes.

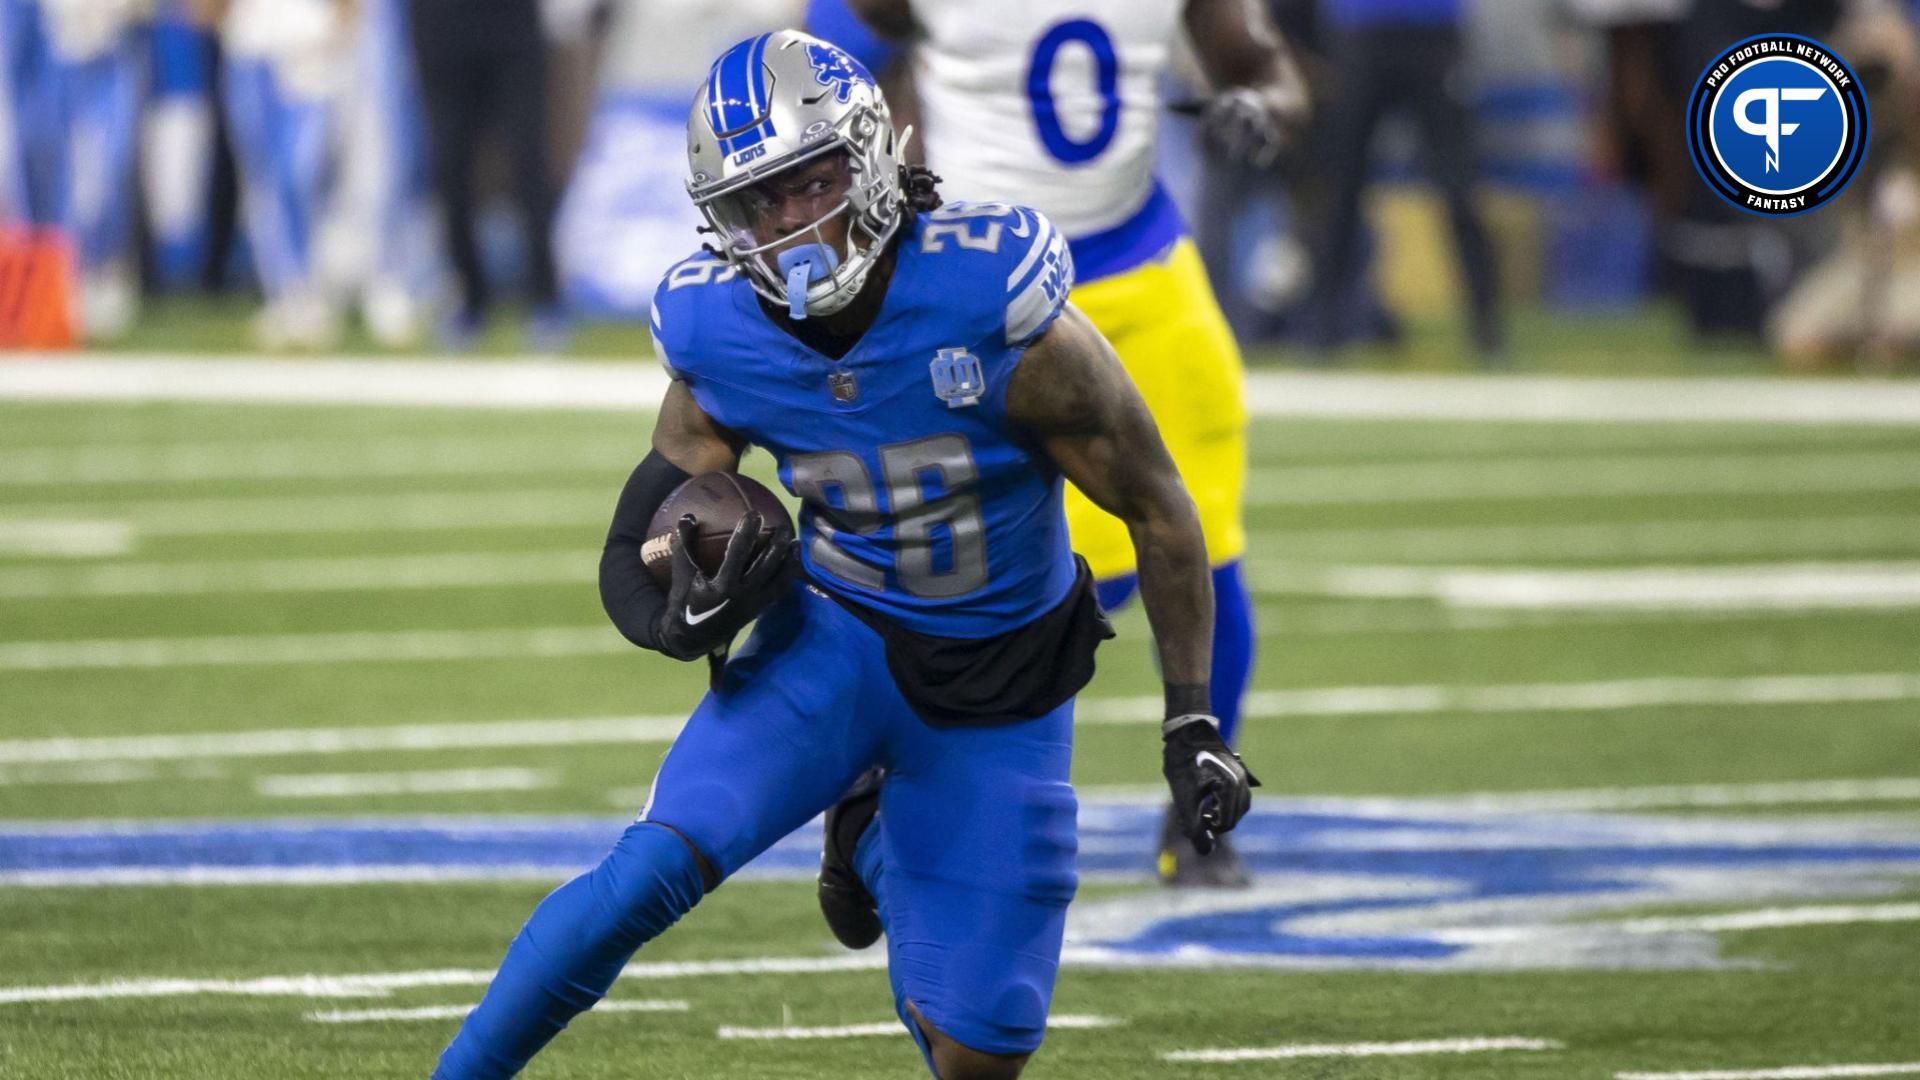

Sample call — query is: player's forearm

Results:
[1127,490,1215,713]
[1185,0,1308,116]
[599,449,692,651]
[186,0,229,28]
[1186,0,1284,87]
[846,0,916,41]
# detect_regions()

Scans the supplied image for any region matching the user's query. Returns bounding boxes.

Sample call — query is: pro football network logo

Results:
[1687,34,1870,216]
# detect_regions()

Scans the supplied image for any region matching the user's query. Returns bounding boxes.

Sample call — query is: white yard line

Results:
[17,550,1920,609]
[0,356,671,411]
[1248,515,1920,566]
[0,955,888,1005]
[717,1015,1117,1040]
[254,767,558,799]
[0,490,607,538]
[1598,902,1920,935]
[0,971,499,1004]
[1074,672,1920,725]
[1616,1064,1920,1079]
[0,761,160,787]
[1248,450,1920,505]
[1437,902,1920,944]
[1326,777,1920,815]
[0,865,584,887]
[0,714,686,765]
[0,550,598,599]
[1161,1036,1564,1063]
[1242,372,1920,425]
[1303,562,1920,612]
[8,434,1910,494]
[716,1021,927,1041]
[0,520,133,557]
[0,434,633,486]
[0,625,628,672]
[308,1004,478,1023]
[5,671,1919,770]
[1253,604,1920,640]
[1072,777,1920,815]
[307,1000,688,1024]
[6,357,1920,424]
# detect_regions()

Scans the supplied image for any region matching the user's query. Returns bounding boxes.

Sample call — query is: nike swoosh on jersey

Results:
[685,599,730,626]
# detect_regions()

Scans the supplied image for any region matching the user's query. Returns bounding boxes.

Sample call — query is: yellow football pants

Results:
[1064,238,1249,578]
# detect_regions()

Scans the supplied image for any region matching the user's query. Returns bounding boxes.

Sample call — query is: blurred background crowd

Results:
[0,0,1916,369]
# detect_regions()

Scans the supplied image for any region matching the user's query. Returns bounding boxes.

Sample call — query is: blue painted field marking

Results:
[5,801,1919,969]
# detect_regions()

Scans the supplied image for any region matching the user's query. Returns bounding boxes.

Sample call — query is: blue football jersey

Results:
[650,202,1078,639]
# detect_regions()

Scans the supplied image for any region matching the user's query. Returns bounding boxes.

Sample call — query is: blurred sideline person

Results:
[193,0,354,350]
[1576,0,1845,340]
[407,0,565,350]
[826,0,1305,888]
[324,0,435,348]
[142,0,220,295]
[1305,0,1504,362]
[0,0,150,340]
[1769,0,1920,367]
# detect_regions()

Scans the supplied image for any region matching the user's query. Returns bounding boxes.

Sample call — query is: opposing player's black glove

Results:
[1162,714,1260,856]
[652,512,795,662]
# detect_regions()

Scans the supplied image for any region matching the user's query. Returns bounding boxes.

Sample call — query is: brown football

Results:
[642,472,795,586]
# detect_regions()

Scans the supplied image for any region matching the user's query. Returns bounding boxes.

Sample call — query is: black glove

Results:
[1201,86,1288,169]
[1162,714,1260,856]
[652,512,795,662]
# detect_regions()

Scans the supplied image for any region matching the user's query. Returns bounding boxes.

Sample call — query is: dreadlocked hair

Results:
[902,164,943,213]
[695,224,724,261]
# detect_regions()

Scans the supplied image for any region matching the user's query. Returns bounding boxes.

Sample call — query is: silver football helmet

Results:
[686,30,908,319]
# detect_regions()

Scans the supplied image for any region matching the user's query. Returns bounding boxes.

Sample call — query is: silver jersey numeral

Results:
[788,449,886,591]
[881,435,987,598]
[790,436,988,598]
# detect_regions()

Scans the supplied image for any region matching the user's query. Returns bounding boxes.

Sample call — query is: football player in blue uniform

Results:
[432,29,1256,1080]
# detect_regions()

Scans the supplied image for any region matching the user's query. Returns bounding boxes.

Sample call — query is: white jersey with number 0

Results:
[908,0,1181,241]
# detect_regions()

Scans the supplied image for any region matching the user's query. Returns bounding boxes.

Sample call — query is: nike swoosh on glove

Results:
[1162,714,1260,855]
[653,511,796,662]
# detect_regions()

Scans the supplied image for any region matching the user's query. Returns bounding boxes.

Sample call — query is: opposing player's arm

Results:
[843,0,915,41]
[1007,305,1212,703]
[1182,0,1310,166]
[186,0,230,26]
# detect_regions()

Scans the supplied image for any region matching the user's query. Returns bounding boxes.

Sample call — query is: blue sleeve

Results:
[804,0,903,74]
[1002,207,1075,347]
[649,282,686,381]
[651,253,767,439]
[650,259,719,413]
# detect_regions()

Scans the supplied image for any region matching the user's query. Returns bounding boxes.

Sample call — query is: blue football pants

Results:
[435,583,1079,1078]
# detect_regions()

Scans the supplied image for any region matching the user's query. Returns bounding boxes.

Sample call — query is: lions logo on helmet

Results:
[806,42,872,105]
[685,30,909,321]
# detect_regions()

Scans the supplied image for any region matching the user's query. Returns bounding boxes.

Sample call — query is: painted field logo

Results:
[1688,34,1870,216]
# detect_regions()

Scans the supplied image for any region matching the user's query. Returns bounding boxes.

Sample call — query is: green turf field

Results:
[99,295,1787,376]
[2,371,1919,1079]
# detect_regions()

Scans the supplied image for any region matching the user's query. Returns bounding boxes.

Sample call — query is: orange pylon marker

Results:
[0,226,77,350]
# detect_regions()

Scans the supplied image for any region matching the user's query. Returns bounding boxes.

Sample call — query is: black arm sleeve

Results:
[599,449,693,651]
